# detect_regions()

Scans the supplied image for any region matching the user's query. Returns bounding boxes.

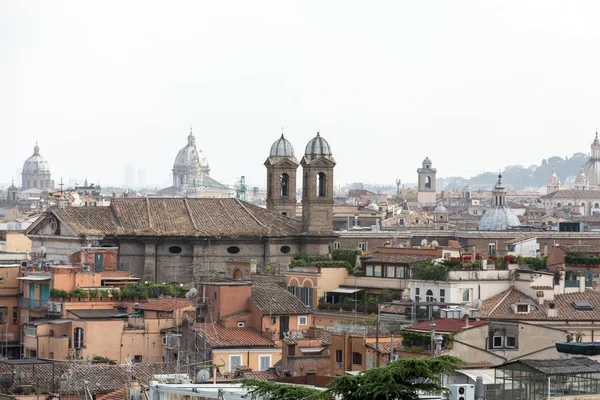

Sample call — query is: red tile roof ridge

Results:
[486,287,514,317]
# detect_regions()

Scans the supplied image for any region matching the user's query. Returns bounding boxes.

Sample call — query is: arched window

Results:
[317,172,326,197]
[74,327,84,349]
[267,173,272,197]
[179,176,184,185]
[425,176,431,189]
[557,203,562,207]
[568,203,572,206]
[426,289,434,302]
[280,173,289,197]
[595,203,599,208]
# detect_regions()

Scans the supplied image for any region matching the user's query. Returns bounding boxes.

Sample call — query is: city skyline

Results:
[3,2,600,188]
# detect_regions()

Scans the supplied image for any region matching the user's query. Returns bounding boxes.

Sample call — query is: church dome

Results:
[269,134,296,160]
[574,167,589,189]
[366,203,379,211]
[174,130,209,170]
[423,156,432,165]
[23,143,50,174]
[434,205,447,213]
[304,132,334,161]
[478,207,521,231]
[546,166,560,187]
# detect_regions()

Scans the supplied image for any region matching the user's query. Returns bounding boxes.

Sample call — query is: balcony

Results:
[18,298,49,311]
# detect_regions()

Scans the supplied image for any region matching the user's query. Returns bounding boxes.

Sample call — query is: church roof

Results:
[23,142,51,174]
[540,190,600,199]
[29,198,305,237]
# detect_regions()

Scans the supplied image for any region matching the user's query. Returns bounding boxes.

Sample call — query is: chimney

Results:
[547,302,558,318]
[578,274,586,293]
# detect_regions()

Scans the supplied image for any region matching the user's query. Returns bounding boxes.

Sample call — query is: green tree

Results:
[241,379,333,400]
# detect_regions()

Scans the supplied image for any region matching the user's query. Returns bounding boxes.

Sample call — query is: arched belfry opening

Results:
[317,172,326,197]
[281,173,290,197]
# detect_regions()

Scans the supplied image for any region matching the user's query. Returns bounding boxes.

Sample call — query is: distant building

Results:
[417,157,437,206]
[478,174,521,231]
[583,131,600,187]
[22,142,53,190]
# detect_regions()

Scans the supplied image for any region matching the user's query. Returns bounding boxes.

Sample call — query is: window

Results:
[237,322,245,328]
[74,327,84,348]
[426,289,434,302]
[415,288,420,303]
[334,349,343,363]
[298,316,308,325]
[288,286,314,308]
[386,266,395,278]
[229,355,242,372]
[0,307,7,324]
[462,289,470,302]
[271,316,277,325]
[12,307,17,324]
[358,242,367,251]
[373,265,382,277]
[439,289,446,303]
[396,266,405,279]
[352,352,362,365]
[493,336,503,349]
[280,246,291,254]
[259,355,271,371]
[168,246,182,254]
[365,265,374,276]
[227,246,240,254]
[398,218,405,226]
[333,242,341,249]
[516,304,529,313]
[488,243,496,256]
[49,352,54,359]
[317,172,326,197]
[505,336,516,348]
[26,327,36,337]
[288,344,295,356]
[133,355,142,363]
[280,173,289,197]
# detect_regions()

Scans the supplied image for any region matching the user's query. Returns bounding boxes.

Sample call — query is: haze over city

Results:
[3,1,600,188]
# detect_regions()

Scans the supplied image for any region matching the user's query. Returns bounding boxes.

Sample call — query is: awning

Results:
[17,276,51,281]
[328,288,363,294]
[300,347,325,353]
[455,368,496,385]
[100,277,140,281]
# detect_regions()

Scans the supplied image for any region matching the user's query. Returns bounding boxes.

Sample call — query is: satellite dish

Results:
[185,288,198,301]
[420,239,428,247]
[196,369,210,383]
[431,240,439,247]
[473,299,483,309]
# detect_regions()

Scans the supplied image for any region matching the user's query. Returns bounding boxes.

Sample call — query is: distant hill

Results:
[441,152,589,191]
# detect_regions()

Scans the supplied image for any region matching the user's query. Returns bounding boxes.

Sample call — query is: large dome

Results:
[174,131,209,170]
[23,143,50,174]
[304,132,334,162]
[478,207,521,231]
[269,134,296,160]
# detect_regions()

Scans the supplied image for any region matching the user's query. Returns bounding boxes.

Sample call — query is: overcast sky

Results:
[3,1,600,189]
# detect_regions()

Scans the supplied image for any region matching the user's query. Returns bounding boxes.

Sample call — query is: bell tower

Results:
[265,134,299,217]
[417,156,437,206]
[301,133,336,232]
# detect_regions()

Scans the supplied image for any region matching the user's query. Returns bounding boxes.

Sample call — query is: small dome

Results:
[366,203,379,211]
[174,130,209,169]
[546,166,560,187]
[423,156,432,165]
[435,205,447,213]
[575,167,589,187]
[23,142,50,174]
[304,132,334,161]
[269,134,296,160]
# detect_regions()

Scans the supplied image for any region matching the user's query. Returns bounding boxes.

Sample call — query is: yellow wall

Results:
[212,349,282,373]
[4,232,31,253]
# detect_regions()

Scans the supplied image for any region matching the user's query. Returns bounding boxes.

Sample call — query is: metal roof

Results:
[68,309,129,319]
[17,275,51,281]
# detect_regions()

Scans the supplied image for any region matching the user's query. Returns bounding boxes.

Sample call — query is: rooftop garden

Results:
[565,253,600,266]
[49,282,190,301]
[289,249,362,276]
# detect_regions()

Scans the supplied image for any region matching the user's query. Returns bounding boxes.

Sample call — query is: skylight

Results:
[572,300,593,310]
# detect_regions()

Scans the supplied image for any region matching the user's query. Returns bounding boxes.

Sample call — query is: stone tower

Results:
[301,133,336,232]
[417,156,437,206]
[7,180,18,203]
[265,134,299,217]
[546,166,560,194]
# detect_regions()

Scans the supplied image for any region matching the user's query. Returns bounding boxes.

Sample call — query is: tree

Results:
[242,356,465,400]
[574,331,586,343]
[327,356,465,400]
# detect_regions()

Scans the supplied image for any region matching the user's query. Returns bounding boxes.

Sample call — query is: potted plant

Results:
[110,288,121,299]
[100,289,110,300]
[88,289,99,300]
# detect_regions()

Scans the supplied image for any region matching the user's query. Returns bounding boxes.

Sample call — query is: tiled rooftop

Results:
[361,253,434,265]
[193,323,275,348]
[406,318,488,333]
[251,281,311,315]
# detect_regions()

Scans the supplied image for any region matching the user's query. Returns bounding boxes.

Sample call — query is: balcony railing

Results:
[18,298,49,311]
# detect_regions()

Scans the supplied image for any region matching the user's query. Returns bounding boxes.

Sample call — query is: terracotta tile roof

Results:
[361,253,434,265]
[221,310,252,320]
[406,318,488,333]
[365,339,403,354]
[314,328,332,345]
[136,297,194,311]
[465,361,495,368]
[480,287,600,321]
[557,244,600,255]
[96,387,126,400]
[250,281,311,315]
[33,198,305,237]
[244,369,280,381]
[193,323,275,348]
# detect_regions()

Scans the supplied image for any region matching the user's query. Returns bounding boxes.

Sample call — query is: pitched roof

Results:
[406,318,488,333]
[32,198,305,237]
[508,357,600,375]
[250,281,311,315]
[193,323,275,348]
[480,287,600,321]
[96,387,126,400]
[540,190,600,199]
[365,339,403,354]
[557,244,600,255]
[136,298,194,312]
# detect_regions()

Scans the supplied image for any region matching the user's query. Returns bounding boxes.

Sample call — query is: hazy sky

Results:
[3,1,600,189]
